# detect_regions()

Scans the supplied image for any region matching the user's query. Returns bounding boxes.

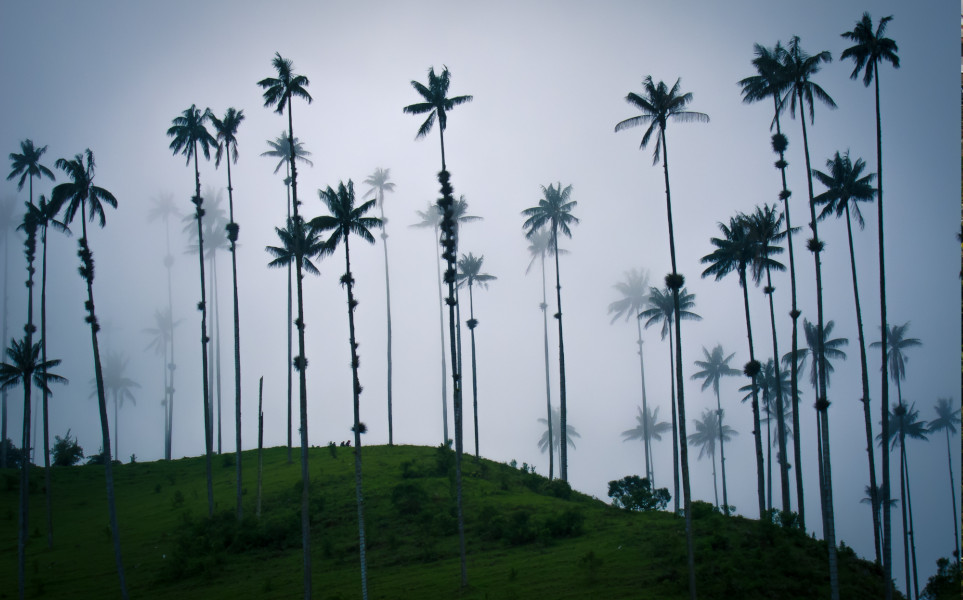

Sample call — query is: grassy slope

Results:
[1,444,893,599]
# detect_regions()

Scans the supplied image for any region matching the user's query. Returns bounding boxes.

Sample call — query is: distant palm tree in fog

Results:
[687,408,737,510]
[538,406,579,469]
[94,351,139,461]
[871,322,921,408]
[621,405,671,486]
[456,252,495,459]
[145,308,177,458]
[0,197,16,470]
[402,65,473,172]
[928,398,961,560]
[691,343,739,515]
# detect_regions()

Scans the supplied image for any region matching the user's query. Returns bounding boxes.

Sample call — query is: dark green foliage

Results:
[0,439,24,469]
[921,557,961,600]
[541,478,573,500]
[52,430,83,466]
[434,441,455,476]
[689,500,716,520]
[577,550,603,584]
[607,475,670,511]
[391,482,428,517]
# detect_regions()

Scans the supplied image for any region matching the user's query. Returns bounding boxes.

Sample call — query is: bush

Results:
[434,441,454,476]
[541,478,573,500]
[391,482,428,517]
[545,508,585,538]
[52,430,84,466]
[922,556,961,600]
[607,475,670,511]
[0,439,25,469]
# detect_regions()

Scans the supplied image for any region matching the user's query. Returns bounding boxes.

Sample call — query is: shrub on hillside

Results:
[607,475,670,511]
[52,430,84,466]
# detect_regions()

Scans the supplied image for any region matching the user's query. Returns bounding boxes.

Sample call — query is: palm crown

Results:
[880,401,928,450]
[261,133,313,175]
[622,405,671,443]
[615,76,710,164]
[167,105,218,167]
[779,36,836,123]
[521,183,578,244]
[870,322,921,383]
[738,42,791,111]
[50,150,117,228]
[7,139,55,191]
[456,253,495,289]
[840,13,899,87]
[403,66,473,140]
[813,151,876,227]
[311,180,382,252]
[257,53,312,115]
[211,108,245,167]
[607,268,651,324]
[691,344,740,398]
[0,335,67,394]
[688,409,737,459]
[363,168,396,209]
[640,287,700,340]
[929,398,960,436]
[265,216,326,275]
[790,319,848,388]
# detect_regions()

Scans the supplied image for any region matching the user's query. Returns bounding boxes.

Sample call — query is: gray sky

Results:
[1,0,959,591]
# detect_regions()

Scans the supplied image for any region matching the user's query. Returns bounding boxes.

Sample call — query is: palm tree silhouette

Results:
[522,183,578,482]
[841,18,900,590]
[744,358,793,511]
[621,405,671,486]
[688,408,737,510]
[640,286,701,513]
[212,107,246,521]
[0,197,16,470]
[167,104,218,517]
[402,66,473,171]
[7,139,55,208]
[49,149,127,599]
[95,351,139,461]
[691,344,740,515]
[538,406,579,467]
[928,398,961,561]
[262,133,312,463]
[363,168,397,445]
[871,322,921,407]
[144,308,177,456]
[814,149,882,560]
[311,180,382,600]
[615,76,708,598]
[608,268,654,481]
[456,252,495,458]
[147,193,180,460]
[0,334,65,599]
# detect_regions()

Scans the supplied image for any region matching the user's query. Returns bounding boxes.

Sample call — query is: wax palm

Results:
[167,104,217,515]
[95,351,139,460]
[1,335,66,599]
[211,107,246,520]
[522,183,578,483]
[640,286,700,513]
[841,17,900,590]
[928,398,961,560]
[621,405,671,486]
[456,252,495,459]
[403,66,473,171]
[688,408,737,510]
[7,140,55,208]
[793,319,849,389]
[538,406,579,466]
[144,308,177,456]
[691,344,739,515]
[609,268,656,482]
[0,197,16,470]
[262,134,312,462]
[814,149,881,558]
[363,168,397,445]
[871,322,921,406]
[49,149,127,598]
[311,180,381,600]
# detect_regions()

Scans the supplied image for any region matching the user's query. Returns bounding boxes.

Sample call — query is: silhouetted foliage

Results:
[52,430,84,466]
[607,475,670,512]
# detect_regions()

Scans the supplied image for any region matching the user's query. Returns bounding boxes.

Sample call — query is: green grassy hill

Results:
[1,444,894,599]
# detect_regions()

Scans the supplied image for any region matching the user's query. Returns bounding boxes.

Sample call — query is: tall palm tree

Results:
[881,402,928,600]
[144,308,176,456]
[688,408,737,510]
[0,197,17,470]
[739,40,808,531]
[841,19,900,591]
[746,358,793,511]
[96,351,139,460]
[363,168,397,445]
[402,66,473,172]
[608,268,654,481]
[691,344,740,516]
[7,140,55,210]
[746,204,792,513]
[871,322,921,407]
[212,107,245,520]
[311,180,381,600]
[262,133,312,462]
[167,104,218,517]
[265,213,324,600]
[928,398,961,561]
[456,252,495,458]
[701,214,768,517]
[49,149,127,599]
[640,286,701,513]
[1,335,66,600]
[621,405,671,486]
[780,36,840,598]
[147,193,180,460]
[813,149,881,560]
[522,183,578,482]
[526,228,560,479]
[616,76,708,599]
[538,405,579,469]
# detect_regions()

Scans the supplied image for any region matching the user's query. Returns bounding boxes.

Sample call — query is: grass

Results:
[0,444,896,599]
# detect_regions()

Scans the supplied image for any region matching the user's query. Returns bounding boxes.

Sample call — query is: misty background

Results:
[1,0,959,591]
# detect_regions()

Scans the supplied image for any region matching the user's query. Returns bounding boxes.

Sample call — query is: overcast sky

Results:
[1,0,959,591]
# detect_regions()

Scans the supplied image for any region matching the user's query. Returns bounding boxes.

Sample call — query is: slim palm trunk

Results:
[18,223,36,600]
[379,200,394,446]
[943,429,960,560]
[1,217,8,469]
[903,447,919,600]
[635,319,652,483]
[765,268,791,513]
[898,438,910,599]
[711,444,719,508]
[165,212,176,461]
[257,376,263,519]
[286,168,293,464]
[468,283,480,458]
[740,273,766,517]
[714,386,728,515]
[191,151,214,518]
[667,328,679,513]
[213,254,222,455]
[551,224,569,483]
[226,151,243,521]
[540,252,554,480]
[432,223,449,444]
[41,225,53,547]
[113,393,119,459]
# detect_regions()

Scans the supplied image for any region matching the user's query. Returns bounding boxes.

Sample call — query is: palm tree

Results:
[621,405,671,486]
[262,133,312,462]
[167,104,218,516]
[608,268,654,480]
[0,197,17,470]
[841,18,900,591]
[691,344,740,515]
[526,228,561,479]
[740,40,808,531]
[147,193,180,460]
[701,214,768,517]
[616,76,708,598]
[688,408,737,510]
[871,322,921,407]
[402,66,473,171]
[363,168,397,445]
[747,358,793,511]
[522,183,579,482]
[265,213,324,599]
[49,149,127,599]
[881,402,928,600]
[928,398,961,561]
[311,180,381,600]
[456,252,495,458]
[7,140,55,209]
[813,149,881,560]
[96,351,139,460]
[144,308,176,456]
[640,286,701,513]
[0,335,66,600]
[211,107,246,520]
[538,406,579,468]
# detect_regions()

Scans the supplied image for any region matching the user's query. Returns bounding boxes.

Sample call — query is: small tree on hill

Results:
[52,430,84,466]
[607,475,670,511]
